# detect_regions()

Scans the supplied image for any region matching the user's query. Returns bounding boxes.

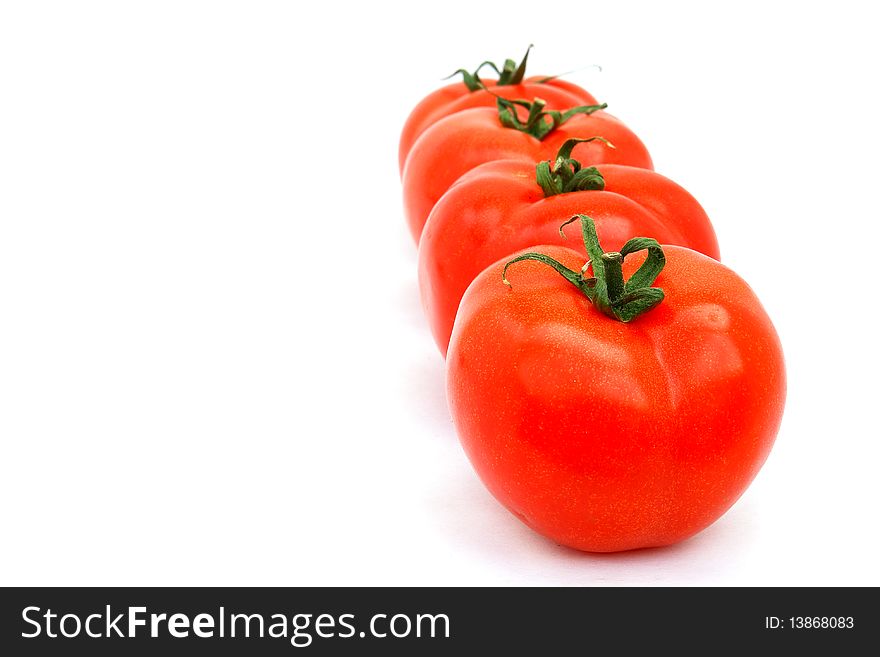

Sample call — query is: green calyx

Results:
[496,97,607,140]
[502,214,666,322]
[535,138,615,197]
[445,45,534,91]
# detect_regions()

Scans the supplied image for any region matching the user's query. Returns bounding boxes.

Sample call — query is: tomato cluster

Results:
[400,49,786,552]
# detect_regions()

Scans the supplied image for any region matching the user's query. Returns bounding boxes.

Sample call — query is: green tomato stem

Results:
[502,215,666,323]
[535,137,615,197]
[444,45,533,91]
[496,97,608,140]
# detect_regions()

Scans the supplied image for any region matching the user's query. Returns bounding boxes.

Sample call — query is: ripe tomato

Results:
[399,47,598,173]
[402,99,652,243]
[419,140,720,355]
[446,216,785,552]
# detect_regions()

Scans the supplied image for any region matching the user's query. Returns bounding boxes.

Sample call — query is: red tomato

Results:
[399,60,597,174]
[419,140,720,355]
[402,100,652,243]
[446,216,785,552]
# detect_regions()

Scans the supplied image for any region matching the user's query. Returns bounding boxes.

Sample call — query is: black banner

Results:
[0,587,871,654]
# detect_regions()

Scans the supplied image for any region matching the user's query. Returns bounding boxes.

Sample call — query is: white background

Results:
[1,1,878,586]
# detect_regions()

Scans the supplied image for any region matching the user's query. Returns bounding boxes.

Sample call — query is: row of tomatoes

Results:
[399,49,786,553]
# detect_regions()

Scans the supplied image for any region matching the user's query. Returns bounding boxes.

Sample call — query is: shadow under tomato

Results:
[430,465,759,585]
[393,273,430,332]
[401,348,452,438]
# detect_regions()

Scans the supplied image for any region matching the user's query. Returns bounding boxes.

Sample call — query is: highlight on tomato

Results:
[399,46,599,174]
[418,139,720,355]
[445,215,785,552]
[402,95,653,243]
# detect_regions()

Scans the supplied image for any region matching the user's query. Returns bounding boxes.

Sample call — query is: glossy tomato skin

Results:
[399,78,598,174]
[446,245,785,552]
[402,107,653,243]
[419,160,720,356]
